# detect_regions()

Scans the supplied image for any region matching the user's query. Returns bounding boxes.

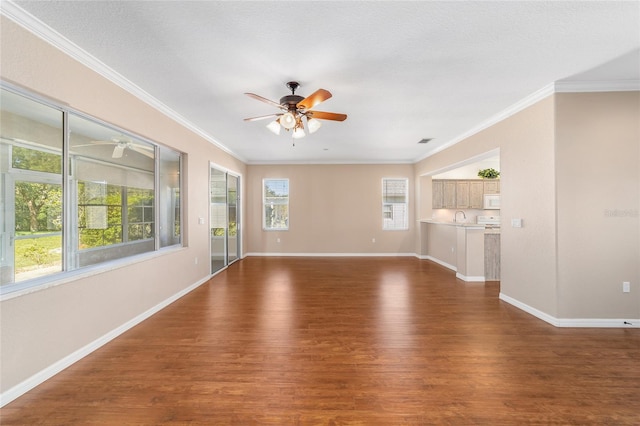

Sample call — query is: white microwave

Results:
[483,194,501,210]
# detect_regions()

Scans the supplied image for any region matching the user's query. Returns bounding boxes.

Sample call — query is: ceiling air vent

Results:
[418,138,433,144]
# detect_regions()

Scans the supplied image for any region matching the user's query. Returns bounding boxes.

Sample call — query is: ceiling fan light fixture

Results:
[244,82,347,142]
[292,126,306,139]
[266,120,281,135]
[112,144,126,158]
[307,117,322,134]
[280,112,297,130]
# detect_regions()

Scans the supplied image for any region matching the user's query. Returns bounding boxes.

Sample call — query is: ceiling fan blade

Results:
[245,93,285,110]
[112,144,125,158]
[72,141,116,148]
[130,145,155,158]
[243,113,282,122]
[307,111,347,121]
[297,89,332,111]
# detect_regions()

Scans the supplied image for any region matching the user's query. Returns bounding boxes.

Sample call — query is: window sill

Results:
[0,245,185,302]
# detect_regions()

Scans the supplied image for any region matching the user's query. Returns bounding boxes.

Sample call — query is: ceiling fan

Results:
[244,81,347,139]
[74,136,155,159]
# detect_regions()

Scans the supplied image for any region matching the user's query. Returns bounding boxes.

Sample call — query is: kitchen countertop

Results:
[419,219,493,229]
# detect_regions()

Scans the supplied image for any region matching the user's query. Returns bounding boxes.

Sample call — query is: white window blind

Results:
[382,178,408,230]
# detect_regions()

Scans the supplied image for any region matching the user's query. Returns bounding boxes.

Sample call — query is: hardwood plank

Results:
[1,257,639,424]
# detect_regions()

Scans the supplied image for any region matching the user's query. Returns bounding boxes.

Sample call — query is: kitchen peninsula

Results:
[419,219,499,282]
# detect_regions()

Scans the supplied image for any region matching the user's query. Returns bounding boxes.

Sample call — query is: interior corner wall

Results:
[245,164,415,255]
[416,174,434,255]
[414,96,558,318]
[0,16,246,396]
[555,91,640,319]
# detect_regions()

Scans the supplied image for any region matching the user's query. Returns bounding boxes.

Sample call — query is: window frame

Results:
[0,83,184,296]
[262,178,289,231]
[382,177,409,231]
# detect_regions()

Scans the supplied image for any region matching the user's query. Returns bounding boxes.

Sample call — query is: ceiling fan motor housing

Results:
[280,94,305,111]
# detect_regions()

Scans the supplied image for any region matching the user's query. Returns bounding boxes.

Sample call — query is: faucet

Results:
[454,210,466,223]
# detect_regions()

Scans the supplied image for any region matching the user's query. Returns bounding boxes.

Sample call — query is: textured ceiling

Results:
[7,1,640,164]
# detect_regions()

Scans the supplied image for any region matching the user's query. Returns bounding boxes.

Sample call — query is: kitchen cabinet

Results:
[443,180,457,209]
[484,233,500,280]
[456,181,485,209]
[469,181,484,209]
[433,179,498,209]
[432,180,444,209]
[456,181,470,208]
[483,180,500,194]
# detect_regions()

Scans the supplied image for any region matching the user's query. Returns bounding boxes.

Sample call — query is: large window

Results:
[382,178,408,230]
[0,86,183,292]
[263,179,289,230]
[159,147,181,248]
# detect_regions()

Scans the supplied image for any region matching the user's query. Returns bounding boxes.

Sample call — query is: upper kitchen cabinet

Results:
[443,180,457,209]
[433,179,493,209]
[456,180,484,209]
[469,181,484,209]
[483,180,500,194]
[433,180,457,209]
[456,181,469,208]
[432,179,444,209]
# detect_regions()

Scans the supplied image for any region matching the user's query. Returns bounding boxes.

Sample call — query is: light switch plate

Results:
[511,218,523,228]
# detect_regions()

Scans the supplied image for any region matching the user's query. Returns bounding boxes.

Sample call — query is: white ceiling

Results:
[6,1,640,164]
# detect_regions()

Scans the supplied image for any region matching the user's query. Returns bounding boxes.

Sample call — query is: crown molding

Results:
[246,159,415,166]
[414,78,639,163]
[554,79,640,93]
[0,1,244,162]
[414,83,556,163]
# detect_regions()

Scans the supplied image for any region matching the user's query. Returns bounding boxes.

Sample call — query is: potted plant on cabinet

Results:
[477,168,500,179]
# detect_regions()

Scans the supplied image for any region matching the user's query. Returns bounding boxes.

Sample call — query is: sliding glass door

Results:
[227,174,239,264]
[210,165,240,274]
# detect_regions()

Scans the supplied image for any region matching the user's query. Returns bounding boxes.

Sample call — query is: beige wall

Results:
[415,96,559,317]
[555,92,640,318]
[415,91,640,322]
[423,223,457,267]
[246,164,415,254]
[1,17,246,394]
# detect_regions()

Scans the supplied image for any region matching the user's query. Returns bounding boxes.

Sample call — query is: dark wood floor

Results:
[2,257,639,424]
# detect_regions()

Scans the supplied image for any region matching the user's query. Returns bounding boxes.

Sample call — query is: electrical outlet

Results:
[372,238,376,243]
[277,238,281,243]
[511,218,523,228]
[195,257,198,265]
[623,281,630,293]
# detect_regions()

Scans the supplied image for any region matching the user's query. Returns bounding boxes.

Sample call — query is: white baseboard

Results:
[423,256,457,272]
[0,274,213,408]
[418,256,487,282]
[455,273,485,282]
[246,253,486,283]
[554,318,639,328]
[244,252,416,257]
[499,292,640,328]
